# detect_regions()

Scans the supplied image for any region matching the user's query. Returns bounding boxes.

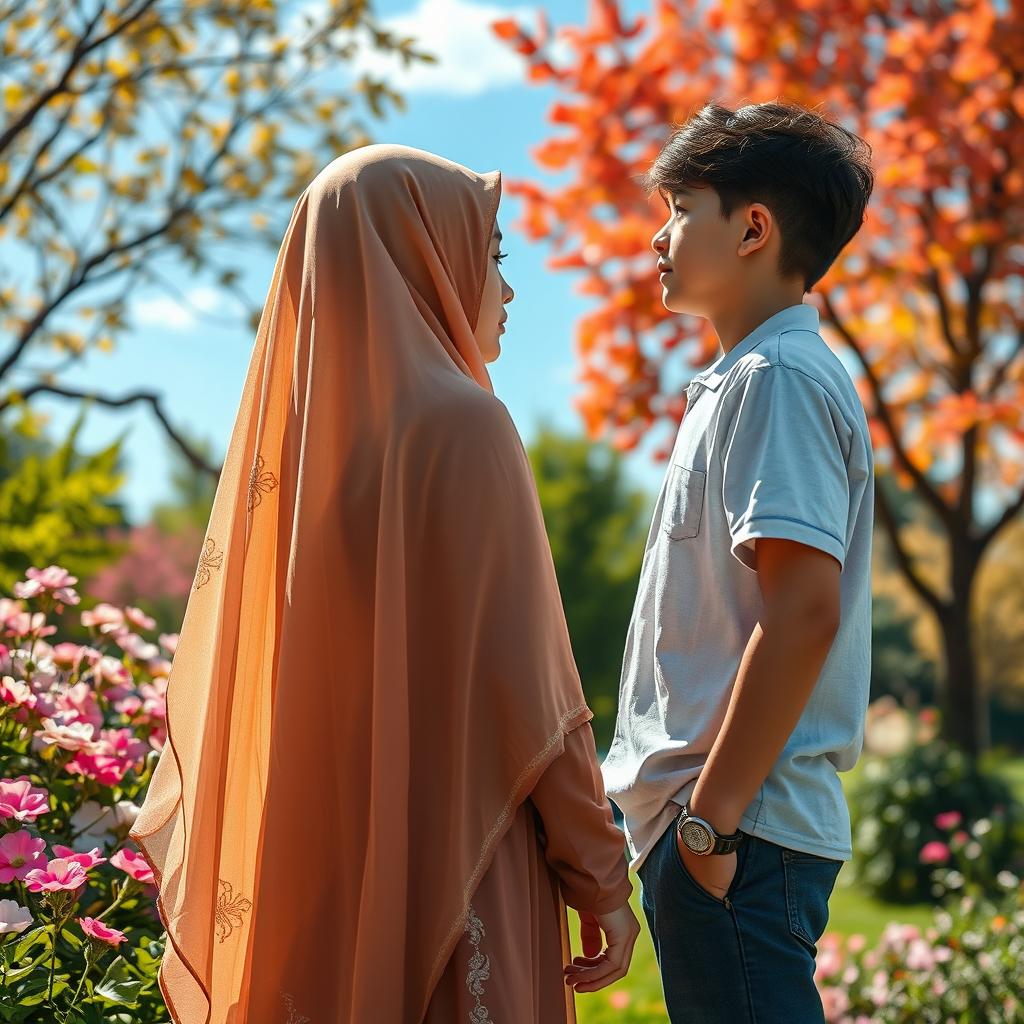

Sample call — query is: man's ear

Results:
[737,203,772,256]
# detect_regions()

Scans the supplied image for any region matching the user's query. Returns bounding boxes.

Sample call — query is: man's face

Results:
[651,185,745,317]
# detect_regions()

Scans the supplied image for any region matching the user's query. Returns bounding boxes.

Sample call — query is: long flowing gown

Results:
[425,719,632,1022]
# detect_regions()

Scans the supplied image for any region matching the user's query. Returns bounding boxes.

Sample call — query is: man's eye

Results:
[495,250,509,264]
[674,205,687,216]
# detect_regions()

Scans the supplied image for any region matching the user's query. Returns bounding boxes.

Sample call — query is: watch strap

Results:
[676,802,745,855]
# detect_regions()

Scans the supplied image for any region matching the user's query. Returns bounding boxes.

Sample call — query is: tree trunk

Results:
[937,538,987,757]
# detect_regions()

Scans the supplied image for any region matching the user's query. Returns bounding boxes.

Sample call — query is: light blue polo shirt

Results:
[600,303,874,874]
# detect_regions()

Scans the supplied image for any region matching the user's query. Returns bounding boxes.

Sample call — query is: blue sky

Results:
[25,0,671,524]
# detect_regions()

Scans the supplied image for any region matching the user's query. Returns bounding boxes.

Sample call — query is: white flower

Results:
[32,717,99,754]
[71,801,112,845]
[0,899,33,935]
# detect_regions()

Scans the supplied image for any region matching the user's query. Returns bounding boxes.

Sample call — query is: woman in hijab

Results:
[129,144,639,1024]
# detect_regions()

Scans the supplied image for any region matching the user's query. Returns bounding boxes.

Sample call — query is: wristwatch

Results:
[676,801,744,856]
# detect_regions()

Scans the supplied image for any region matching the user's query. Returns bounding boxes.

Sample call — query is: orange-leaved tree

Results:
[493,0,1023,758]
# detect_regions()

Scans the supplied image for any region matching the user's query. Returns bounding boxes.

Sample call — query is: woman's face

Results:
[473,223,514,362]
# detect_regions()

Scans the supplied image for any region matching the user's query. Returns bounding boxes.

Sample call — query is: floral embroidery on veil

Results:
[214,878,252,943]
[279,989,310,1023]
[464,903,494,1024]
[193,537,223,591]
[247,452,279,512]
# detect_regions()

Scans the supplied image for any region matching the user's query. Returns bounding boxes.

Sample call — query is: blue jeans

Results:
[636,813,843,1024]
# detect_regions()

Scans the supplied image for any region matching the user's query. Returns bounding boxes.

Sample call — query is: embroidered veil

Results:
[129,144,595,1022]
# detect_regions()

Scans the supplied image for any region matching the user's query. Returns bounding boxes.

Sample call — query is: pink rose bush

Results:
[0,565,174,1019]
[815,808,1024,1023]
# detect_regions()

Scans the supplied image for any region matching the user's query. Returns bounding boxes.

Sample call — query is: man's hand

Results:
[675,828,737,900]
[563,902,640,993]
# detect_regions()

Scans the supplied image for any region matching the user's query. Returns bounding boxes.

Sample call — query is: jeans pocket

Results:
[781,849,843,953]
[661,464,705,540]
[670,824,745,906]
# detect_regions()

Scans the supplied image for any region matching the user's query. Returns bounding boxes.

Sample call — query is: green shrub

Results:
[848,739,1024,903]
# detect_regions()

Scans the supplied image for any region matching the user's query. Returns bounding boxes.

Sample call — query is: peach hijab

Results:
[129,144,595,1023]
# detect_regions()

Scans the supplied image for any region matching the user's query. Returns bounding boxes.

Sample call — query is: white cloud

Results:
[290,0,544,97]
[131,286,221,331]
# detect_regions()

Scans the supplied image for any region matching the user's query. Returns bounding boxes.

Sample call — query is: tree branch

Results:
[984,327,1024,399]
[0,383,222,479]
[874,475,947,617]
[978,478,1024,555]
[820,290,953,529]
[0,0,159,160]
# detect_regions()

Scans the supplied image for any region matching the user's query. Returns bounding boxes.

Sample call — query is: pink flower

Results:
[90,655,131,688]
[814,945,843,980]
[13,566,80,607]
[125,606,156,632]
[116,632,160,662]
[952,829,970,844]
[24,857,88,893]
[159,633,179,656]
[607,991,631,1009]
[3,612,56,640]
[0,601,24,632]
[906,937,938,971]
[78,916,126,947]
[80,604,126,635]
[55,682,104,731]
[113,694,143,716]
[0,831,47,882]
[934,810,962,830]
[138,680,167,717]
[149,658,172,679]
[919,841,951,864]
[51,844,108,870]
[95,727,149,764]
[819,986,850,1017]
[64,751,130,786]
[0,675,36,710]
[51,642,99,672]
[22,689,56,722]
[110,848,155,885]
[0,777,50,822]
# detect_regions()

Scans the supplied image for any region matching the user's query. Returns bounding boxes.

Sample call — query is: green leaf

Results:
[11,926,48,964]
[94,956,142,1005]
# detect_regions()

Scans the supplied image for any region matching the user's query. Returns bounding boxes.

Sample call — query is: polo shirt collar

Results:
[687,303,819,394]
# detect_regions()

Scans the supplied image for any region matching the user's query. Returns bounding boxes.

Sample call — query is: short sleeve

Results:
[717,365,851,572]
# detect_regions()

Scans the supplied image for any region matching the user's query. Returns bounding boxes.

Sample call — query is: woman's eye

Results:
[673,205,687,216]
[495,250,509,264]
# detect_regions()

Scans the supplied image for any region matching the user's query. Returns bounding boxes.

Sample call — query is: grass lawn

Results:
[568,751,1024,1022]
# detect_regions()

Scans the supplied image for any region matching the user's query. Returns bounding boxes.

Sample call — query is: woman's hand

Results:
[563,902,641,992]
[675,828,738,900]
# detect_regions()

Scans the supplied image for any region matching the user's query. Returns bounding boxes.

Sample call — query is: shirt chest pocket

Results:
[661,464,706,540]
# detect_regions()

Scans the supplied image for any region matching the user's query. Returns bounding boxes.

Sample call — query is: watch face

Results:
[680,819,714,854]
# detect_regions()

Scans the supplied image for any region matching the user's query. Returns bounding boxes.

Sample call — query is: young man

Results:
[594,101,875,1022]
